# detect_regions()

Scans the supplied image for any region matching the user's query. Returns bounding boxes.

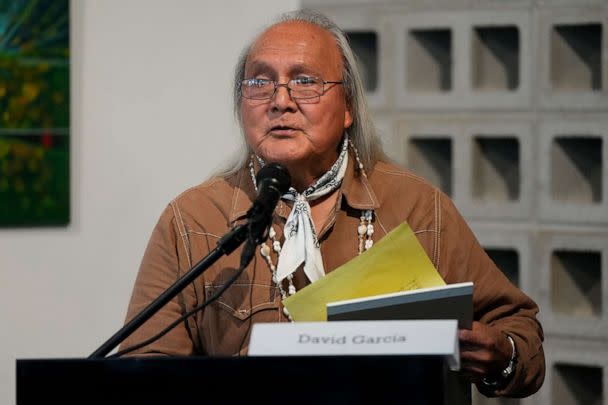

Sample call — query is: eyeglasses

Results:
[240,76,343,100]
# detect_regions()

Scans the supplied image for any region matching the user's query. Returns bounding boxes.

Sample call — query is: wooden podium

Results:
[17,355,470,404]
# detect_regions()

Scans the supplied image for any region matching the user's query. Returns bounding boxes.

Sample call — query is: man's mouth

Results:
[269,125,298,136]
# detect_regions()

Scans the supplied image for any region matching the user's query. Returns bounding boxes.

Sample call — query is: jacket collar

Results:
[340,153,380,210]
[228,152,380,224]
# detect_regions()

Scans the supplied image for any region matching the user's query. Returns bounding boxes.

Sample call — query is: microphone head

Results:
[256,163,291,194]
[248,163,291,245]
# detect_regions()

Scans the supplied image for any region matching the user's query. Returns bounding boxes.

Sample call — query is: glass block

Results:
[485,248,519,287]
[346,31,378,92]
[551,250,602,318]
[407,29,452,92]
[472,26,520,91]
[551,24,603,91]
[551,137,603,203]
[408,137,452,196]
[472,136,520,202]
[553,363,603,405]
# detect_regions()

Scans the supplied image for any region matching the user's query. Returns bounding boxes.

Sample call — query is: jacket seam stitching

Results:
[435,190,442,271]
[374,166,430,184]
[214,300,279,315]
[171,201,192,269]
[205,282,276,288]
[375,212,389,236]
[170,200,203,351]
[361,176,380,206]
[230,170,244,221]
[172,178,222,201]
[433,190,438,265]
[414,229,437,234]
[185,231,222,238]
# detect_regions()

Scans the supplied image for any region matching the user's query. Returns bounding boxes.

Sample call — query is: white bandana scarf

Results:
[256,135,349,283]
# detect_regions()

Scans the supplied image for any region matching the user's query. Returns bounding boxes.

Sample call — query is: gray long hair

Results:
[221,9,384,176]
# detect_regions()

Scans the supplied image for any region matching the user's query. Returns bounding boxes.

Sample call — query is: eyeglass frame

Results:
[240,76,344,100]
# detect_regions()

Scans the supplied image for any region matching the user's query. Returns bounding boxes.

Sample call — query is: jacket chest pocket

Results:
[203,282,281,320]
[199,264,284,355]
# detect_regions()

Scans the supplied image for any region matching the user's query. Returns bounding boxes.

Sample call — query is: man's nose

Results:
[271,83,297,111]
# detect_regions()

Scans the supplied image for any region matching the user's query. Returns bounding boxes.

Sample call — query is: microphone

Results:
[240,163,291,268]
[248,162,291,243]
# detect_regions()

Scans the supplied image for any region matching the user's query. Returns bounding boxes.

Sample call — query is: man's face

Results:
[240,21,353,174]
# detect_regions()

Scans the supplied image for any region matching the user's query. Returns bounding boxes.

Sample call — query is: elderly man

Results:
[121,9,544,399]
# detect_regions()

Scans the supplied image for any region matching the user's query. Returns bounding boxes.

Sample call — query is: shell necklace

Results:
[249,140,374,318]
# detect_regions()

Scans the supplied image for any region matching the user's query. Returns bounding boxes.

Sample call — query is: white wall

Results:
[0,0,297,403]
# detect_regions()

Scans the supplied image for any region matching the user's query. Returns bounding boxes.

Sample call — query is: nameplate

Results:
[248,320,459,370]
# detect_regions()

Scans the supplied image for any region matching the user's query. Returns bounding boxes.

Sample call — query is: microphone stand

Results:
[89,224,249,359]
[90,163,290,359]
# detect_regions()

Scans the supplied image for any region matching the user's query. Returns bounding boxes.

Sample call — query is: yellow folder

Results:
[283,223,445,321]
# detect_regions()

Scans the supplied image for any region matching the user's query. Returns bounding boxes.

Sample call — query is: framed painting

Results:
[0,0,70,226]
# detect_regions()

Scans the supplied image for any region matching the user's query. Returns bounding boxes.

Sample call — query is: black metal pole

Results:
[89,224,249,359]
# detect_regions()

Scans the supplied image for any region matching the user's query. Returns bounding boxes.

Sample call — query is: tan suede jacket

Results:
[122,157,545,397]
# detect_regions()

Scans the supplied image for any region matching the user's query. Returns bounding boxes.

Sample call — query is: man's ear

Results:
[344,107,353,129]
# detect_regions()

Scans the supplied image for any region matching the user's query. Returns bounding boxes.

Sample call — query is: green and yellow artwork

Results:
[0,0,69,226]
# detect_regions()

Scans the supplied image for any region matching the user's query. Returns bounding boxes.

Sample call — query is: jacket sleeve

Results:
[437,192,545,397]
[119,203,202,356]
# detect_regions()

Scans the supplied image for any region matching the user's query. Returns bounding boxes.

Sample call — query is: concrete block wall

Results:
[303,1,607,403]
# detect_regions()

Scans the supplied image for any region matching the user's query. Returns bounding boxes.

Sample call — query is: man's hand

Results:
[458,321,513,382]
